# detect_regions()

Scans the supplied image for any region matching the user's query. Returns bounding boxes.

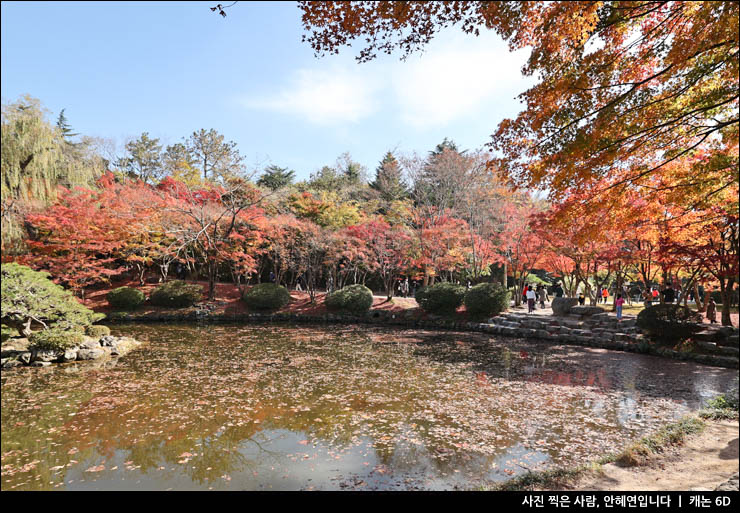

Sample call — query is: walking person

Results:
[644,288,653,307]
[615,293,625,322]
[622,285,632,306]
[578,291,585,305]
[601,287,609,304]
[706,297,717,324]
[662,284,675,304]
[526,285,536,313]
[553,282,564,298]
[538,284,549,309]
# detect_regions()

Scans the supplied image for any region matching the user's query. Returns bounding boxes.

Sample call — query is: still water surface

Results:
[2,323,736,490]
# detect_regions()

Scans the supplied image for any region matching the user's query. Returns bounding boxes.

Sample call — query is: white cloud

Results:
[242,66,381,125]
[391,31,532,128]
[240,28,531,130]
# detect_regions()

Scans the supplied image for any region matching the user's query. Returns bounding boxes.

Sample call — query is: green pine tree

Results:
[257,165,296,190]
[370,151,408,203]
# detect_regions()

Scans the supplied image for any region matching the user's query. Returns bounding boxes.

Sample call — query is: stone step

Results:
[716,346,739,357]
[717,335,739,348]
[695,329,722,342]
[697,341,719,351]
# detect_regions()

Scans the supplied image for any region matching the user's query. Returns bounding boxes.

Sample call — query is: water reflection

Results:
[2,323,736,491]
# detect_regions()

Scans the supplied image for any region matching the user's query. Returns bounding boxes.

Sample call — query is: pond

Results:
[1,323,737,491]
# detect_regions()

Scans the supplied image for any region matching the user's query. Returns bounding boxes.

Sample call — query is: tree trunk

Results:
[136,263,146,286]
[694,282,706,312]
[207,260,216,301]
[612,275,623,312]
[160,263,169,283]
[720,281,735,326]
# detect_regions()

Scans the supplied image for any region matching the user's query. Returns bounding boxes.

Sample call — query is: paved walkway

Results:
[510,301,637,319]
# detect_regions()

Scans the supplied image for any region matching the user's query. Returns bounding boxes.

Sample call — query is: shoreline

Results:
[104,309,740,370]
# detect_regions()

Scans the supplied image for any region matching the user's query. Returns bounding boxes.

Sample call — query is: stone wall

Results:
[1,335,142,370]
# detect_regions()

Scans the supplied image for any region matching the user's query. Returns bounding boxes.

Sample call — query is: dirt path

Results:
[570,420,739,491]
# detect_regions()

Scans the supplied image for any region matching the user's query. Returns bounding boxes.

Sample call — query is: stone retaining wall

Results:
[1,335,142,370]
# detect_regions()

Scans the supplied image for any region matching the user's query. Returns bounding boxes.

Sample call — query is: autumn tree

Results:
[159,176,265,300]
[404,142,485,285]
[21,185,131,297]
[345,219,411,299]
[288,190,362,229]
[299,1,738,214]
[261,215,296,287]
[500,196,545,305]
[668,205,739,326]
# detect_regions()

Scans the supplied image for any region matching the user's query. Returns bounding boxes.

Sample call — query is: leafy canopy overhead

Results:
[299,1,739,206]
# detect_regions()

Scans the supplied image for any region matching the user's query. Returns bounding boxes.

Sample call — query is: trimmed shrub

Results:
[416,282,465,314]
[1,262,104,336]
[86,325,111,338]
[107,287,145,310]
[464,282,510,317]
[637,303,702,344]
[325,284,373,314]
[29,328,85,351]
[243,283,291,310]
[149,280,203,307]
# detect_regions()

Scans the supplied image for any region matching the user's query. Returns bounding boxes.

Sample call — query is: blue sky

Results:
[1,1,534,181]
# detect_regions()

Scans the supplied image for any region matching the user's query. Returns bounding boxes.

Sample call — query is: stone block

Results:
[552,297,579,316]
[77,348,106,360]
[569,305,606,316]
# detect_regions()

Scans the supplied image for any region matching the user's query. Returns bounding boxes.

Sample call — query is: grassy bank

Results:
[485,416,714,491]
[485,391,738,491]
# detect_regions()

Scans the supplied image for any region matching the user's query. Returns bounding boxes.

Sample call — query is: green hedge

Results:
[86,325,111,338]
[107,286,145,310]
[325,284,373,314]
[149,281,203,308]
[29,329,85,351]
[464,282,510,317]
[416,282,465,314]
[637,303,702,343]
[243,283,291,310]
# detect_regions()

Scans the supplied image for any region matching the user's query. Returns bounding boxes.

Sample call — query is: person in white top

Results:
[526,286,536,313]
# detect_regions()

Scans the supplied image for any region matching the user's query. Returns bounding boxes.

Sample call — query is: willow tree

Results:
[1,95,103,250]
